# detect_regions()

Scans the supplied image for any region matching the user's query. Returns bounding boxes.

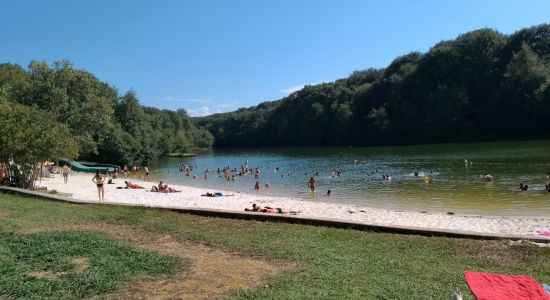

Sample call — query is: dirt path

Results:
[23,223,294,300]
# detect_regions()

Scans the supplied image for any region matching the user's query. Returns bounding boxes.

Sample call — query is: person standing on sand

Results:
[308,177,316,192]
[144,166,150,181]
[92,171,106,201]
[62,164,71,184]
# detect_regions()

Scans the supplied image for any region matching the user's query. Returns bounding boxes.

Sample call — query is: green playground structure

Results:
[57,159,115,173]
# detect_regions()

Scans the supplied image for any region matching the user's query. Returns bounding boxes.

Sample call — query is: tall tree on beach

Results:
[0,103,78,188]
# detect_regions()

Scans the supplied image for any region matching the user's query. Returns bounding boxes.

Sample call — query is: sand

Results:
[38,173,550,239]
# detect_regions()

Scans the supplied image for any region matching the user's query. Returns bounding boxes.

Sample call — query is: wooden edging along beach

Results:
[1,185,549,243]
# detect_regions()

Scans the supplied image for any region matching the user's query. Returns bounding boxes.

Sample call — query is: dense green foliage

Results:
[0,102,78,188]
[0,230,182,299]
[1,193,549,299]
[0,61,213,165]
[197,24,550,147]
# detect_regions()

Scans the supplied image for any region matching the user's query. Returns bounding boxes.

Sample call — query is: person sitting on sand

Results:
[516,183,528,191]
[157,180,179,193]
[125,181,145,189]
[157,181,168,192]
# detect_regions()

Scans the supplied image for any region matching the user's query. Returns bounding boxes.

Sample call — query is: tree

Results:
[0,104,78,188]
[366,107,390,142]
[501,43,548,132]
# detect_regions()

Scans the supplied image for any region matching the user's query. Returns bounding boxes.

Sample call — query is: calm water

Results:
[150,140,550,216]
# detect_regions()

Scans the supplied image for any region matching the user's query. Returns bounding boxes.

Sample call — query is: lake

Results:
[150,140,550,216]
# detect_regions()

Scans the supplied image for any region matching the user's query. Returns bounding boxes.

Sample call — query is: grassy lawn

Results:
[0,231,182,299]
[1,192,549,299]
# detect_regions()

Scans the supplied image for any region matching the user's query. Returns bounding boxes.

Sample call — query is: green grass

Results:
[1,192,550,299]
[0,230,183,300]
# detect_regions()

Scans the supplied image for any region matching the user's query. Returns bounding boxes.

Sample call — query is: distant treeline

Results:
[0,61,213,165]
[196,24,550,147]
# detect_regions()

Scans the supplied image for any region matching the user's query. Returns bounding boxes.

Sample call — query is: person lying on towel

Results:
[124,180,145,189]
[244,203,300,215]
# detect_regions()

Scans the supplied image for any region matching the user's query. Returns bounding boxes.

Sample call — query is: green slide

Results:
[57,159,115,173]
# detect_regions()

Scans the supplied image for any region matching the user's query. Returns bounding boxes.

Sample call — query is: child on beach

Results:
[62,164,71,184]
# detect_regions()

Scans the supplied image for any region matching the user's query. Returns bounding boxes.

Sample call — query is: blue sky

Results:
[1,1,549,116]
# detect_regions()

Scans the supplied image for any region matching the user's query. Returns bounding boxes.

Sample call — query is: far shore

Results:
[165,153,196,157]
[37,172,550,240]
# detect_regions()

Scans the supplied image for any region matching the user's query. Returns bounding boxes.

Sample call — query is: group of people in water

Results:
[84,158,550,202]
[479,172,550,192]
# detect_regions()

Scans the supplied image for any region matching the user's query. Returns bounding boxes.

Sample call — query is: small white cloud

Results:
[281,84,306,94]
[157,96,211,104]
[188,106,212,117]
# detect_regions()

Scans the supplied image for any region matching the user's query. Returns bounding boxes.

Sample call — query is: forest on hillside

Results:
[196,24,550,147]
[0,61,213,165]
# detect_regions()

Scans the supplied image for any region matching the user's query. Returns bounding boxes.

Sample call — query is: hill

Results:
[196,24,550,147]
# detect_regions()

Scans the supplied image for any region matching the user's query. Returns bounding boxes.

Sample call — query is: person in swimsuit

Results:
[62,164,71,184]
[516,183,528,191]
[308,177,316,192]
[144,166,150,182]
[125,181,144,189]
[244,203,300,215]
[92,171,106,201]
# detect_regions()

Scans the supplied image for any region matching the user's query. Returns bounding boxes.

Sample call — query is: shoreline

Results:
[36,172,550,239]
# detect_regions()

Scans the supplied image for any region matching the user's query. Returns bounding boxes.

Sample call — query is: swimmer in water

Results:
[483,174,493,182]
[516,183,528,191]
[327,189,332,196]
[308,177,316,192]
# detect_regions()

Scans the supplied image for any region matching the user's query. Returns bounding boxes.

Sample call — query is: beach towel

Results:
[537,230,550,237]
[464,271,550,300]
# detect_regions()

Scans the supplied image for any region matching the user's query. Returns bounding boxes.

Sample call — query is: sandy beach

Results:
[38,172,550,239]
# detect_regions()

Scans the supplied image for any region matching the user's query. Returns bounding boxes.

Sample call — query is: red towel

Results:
[464,271,550,300]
